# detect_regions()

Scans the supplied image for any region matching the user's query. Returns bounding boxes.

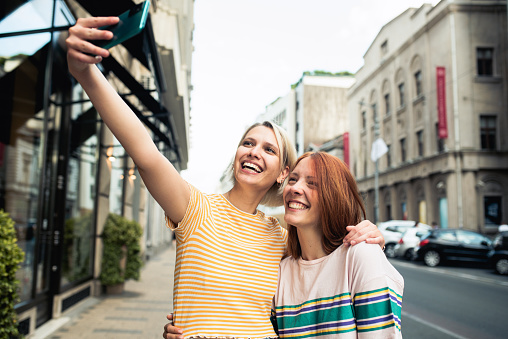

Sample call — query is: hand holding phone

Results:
[94,0,150,50]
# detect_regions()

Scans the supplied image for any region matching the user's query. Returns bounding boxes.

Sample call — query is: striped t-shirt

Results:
[274,242,404,338]
[166,183,287,338]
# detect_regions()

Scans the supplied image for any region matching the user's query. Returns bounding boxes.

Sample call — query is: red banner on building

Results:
[436,66,448,139]
[343,132,349,167]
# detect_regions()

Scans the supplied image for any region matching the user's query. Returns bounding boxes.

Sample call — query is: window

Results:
[435,123,445,153]
[398,83,405,107]
[400,138,406,162]
[386,204,392,220]
[414,71,422,97]
[372,103,378,123]
[480,115,496,150]
[438,231,457,242]
[384,94,390,116]
[456,230,489,246]
[381,40,388,56]
[386,145,392,167]
[362,111,366,130]
[416,130,424,157]
[477,48,493,76]
[484,196,502,225]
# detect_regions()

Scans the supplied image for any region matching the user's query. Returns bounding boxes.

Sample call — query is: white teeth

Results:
[242,162,261,173]
[288,202,307,210]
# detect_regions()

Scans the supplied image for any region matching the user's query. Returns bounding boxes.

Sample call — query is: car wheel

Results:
[423,250,440,267]
[405,248,416,260]
[495,258,508,275]
[384,244,396,258]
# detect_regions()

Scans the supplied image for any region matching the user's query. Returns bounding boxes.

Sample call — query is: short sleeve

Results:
[164,183,210,243]
[348,243,404,338]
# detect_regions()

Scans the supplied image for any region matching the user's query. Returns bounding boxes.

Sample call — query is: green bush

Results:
[0,210,25,338]
[99,214,143,286]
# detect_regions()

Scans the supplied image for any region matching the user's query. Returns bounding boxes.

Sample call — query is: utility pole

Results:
[374,115,380,224]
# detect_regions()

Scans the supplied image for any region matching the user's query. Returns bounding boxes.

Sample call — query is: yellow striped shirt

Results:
[166,183,287,338]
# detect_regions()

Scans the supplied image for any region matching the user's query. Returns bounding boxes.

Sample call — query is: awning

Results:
[100,56,180,162]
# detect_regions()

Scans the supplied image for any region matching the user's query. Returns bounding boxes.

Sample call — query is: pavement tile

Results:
[39,245,176,339]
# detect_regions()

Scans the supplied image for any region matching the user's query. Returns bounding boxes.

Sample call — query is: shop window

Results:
[484,196,501,226]
[401,202,407,220]
[386,204,392,220]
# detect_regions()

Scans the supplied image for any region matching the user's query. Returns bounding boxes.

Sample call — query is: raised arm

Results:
[66,17,189,222]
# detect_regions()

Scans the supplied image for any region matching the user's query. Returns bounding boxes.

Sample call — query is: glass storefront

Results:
[1,1,184,334]
[60,88,99,287]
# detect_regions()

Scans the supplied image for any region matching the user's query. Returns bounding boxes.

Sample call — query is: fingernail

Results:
[95,55,102,62]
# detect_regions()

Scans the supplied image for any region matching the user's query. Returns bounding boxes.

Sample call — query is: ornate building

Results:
[348,1,507,231]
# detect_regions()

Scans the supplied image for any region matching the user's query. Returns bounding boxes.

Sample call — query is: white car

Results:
[378,220,431,258]
[394,227,431,260]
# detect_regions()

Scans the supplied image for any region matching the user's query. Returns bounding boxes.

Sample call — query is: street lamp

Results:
[361,100,387,224]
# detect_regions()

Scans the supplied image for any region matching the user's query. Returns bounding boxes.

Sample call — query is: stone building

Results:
[348,0,508,231]
[258,72,355,156]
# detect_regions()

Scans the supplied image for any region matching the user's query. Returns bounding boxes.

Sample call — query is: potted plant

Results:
[0,210,25,338]
[100,214,143,294]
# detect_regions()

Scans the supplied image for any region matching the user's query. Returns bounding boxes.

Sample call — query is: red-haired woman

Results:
[274,152,403,338]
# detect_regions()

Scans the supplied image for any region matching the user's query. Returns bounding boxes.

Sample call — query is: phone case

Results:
[95,0,150,49]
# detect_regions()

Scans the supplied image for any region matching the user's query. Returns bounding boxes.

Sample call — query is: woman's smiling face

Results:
[283,157,320,229]
[233,126,284,191]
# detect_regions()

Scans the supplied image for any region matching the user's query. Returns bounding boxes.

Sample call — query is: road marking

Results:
[402,311,469,339]
[391,260,508,287]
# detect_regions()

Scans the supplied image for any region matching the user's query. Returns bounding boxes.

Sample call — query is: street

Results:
[390,258,508,339]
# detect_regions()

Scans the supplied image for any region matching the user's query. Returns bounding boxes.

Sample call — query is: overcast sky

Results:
[181,0,441,193]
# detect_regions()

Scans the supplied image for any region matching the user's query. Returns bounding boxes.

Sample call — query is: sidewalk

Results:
[33,244,176,339]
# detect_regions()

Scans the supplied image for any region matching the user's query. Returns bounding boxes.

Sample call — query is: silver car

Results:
[379,220,431,258]
[394,227,431,260]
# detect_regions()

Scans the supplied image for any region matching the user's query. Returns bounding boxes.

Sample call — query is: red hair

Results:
[286,152,366,259]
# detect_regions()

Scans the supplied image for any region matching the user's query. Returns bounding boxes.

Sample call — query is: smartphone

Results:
[94,0,150,50]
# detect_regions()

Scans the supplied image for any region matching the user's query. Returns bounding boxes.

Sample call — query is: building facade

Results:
[0,0,193,335]
[257,73,355,157]
[348,1,508,231]
[254,73,355,223]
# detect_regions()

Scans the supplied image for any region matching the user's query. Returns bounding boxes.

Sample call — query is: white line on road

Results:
[402,311,469,339]
[391,260,508,287]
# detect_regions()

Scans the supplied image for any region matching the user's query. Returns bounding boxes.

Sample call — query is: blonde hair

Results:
[226,121,297,207]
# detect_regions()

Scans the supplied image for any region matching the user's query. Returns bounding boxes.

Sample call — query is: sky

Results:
[180,0,441,193]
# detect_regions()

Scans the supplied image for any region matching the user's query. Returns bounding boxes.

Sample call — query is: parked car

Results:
[378,220,431,258]
[394,227,430,260]
[488,231,508,275]
[415,229,493,267]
